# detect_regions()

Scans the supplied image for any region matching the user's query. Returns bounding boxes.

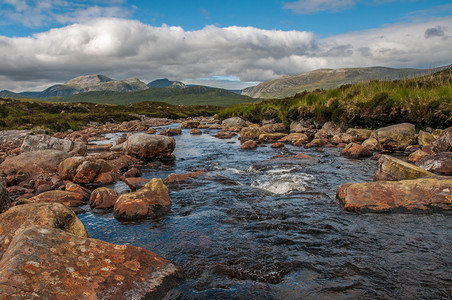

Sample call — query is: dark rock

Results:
[432,127,452,153]
[416,152,452,175]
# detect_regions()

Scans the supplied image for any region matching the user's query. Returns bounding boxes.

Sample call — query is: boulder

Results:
[190,129,202,135]
[271,142,285,148]
[159,128,182,136]
[114,178,171,221]
[240,127,264,141]
[278,133,309,144]
[0,203,88,259]
[222,117,247,130]
[73,160,101,184]
[123,167,142,178]
[214,131,236,139]
[432,127,452,153]
[94,171,121,185]
[108,155,139,171]
[261,123,285,133]
[241,140,258,149]
[373,155,434,181]
[337,176,452,213]
[309,138,325,147]
[0,177,11,214]
[65,182,91,200]
[20,134,87,156]
[125,177,151,191]
[0,227,184,299]
[407,149,429,163]
[123,133,176,160]
[181,120,200,129]
[362,137,381,151]
[28,190,85,207]
[163,170,206,184]
[345,128,373,142]
[418,130,436,147]
[416,152,452,175]
[340,143,372,159]
[376,123,416,151]
[258,133,287,142]
[0,130,32,149]
[89,187,118,209]
[314,122,343,139]
[0,150,70,178]
[59,156,119,184]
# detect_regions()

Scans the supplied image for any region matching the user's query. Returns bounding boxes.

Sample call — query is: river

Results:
[79,126,452,299]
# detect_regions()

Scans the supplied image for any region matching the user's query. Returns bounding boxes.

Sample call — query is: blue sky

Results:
[0,0,451,91]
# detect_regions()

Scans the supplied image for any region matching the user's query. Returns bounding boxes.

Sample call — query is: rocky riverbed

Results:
[0,116,451,299]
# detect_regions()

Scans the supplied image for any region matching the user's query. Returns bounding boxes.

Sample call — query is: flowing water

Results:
[79,127,452,299]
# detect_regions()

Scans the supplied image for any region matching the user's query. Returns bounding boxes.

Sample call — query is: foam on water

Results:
[251,173,316,195]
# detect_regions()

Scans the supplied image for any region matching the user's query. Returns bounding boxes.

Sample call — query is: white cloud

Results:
[284,0,356,14]
[0,17,451,91]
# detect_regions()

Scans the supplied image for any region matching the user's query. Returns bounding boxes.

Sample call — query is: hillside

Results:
[243,65,451,99]
[219,68,452,129]
[42,85,255,107]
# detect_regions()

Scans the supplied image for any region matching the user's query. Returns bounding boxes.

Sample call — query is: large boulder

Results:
[0,203,88,259]
[416,152,452,175]
[28,190,86,207]
[340,143,372,159]
[0,227,184,299]
[373,155,434,181]
[181,120,200,129]
[59,156,119,184]
[0,130,32,148]
[278,133,309,144]
[122,133,175,160]
[240,127,264,141]
[432,127,452,153]
[345,128,373,142]
[418,130,436,147]
[114,178,171,221]
[20,134,87,156]
[222,117,247,130]
[0,177,11,214]
[89,187,119,209]
[376,123,416,151]
[337,176,452,213]
[261,123,286,133]
[0,150,71,178]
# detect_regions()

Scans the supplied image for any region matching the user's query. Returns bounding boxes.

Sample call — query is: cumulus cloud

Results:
[424,26,446,38]
[0,17,451,91]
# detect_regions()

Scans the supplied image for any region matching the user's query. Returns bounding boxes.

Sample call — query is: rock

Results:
[0,177,11,214]
[159,128,182,136]
[163,170,206,184]
[258,133,287,142]
[125,177,150,191]
[145,127,157,134]
[416,152,452,175]
[0,130,32,148]
[190,129,202,135]
[418,130,436,147]
[309,138,325,147]
[432,129,443,139]
[0,227,184,299]
[214,131,236,139]
[94,172,121,185]
[241,140,258,149]
[331,134,343,145]
[341,134,354,144]
[373,154,434,181]
[89,187,118,209]
[271,142,285,148]
[314,122,343,139]
[123,133,176,160]
[0,150,70,178]
[0,203,88,259]
[240,127,264,141]
[432,127,452,153]
[345,128,373,142]
[336,176,452,213]
[87,143,112,153]
[182,120,200,129]
[292,139,307,147]
[36,184,52,194]
[123,167,142,178]
[362,137,381,151]
[59,156,119,184]
[222,117,247,130]
[261,123,285,133]
[20,134,87,156]
[340,143,372,159]
[114,178,171,221]
[73,160,101,184]
[65,182,91,200]
[109,155,139,171]
[407,149,429,163]
[115,136,127,145]
[28,190,85,207]
[278,133,309,144]
[376,123,416,151]
[405,145,421,153]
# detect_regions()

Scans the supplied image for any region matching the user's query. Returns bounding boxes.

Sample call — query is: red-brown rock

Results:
[94,172,121,185]
[114,178,171,221]
[416,152,452,175]
[125,177,150,191]
[407,149,429,163]
[89,187,118,209]
[0,178,10,214]
[123,167,142,178]
[28,190,85,207]
[215,131,236,139]
[241,140,258,149]
[182,120,200,129]
[340,143,372,159]
[109,155,139,171]
[159,128,182,136]
[65,182,91,200]
[337,176,452,213]
[278,133,309,144]
[271,142,285,148]
[190,129,202,135]
[163,170,206,184]
[432,127,452,153]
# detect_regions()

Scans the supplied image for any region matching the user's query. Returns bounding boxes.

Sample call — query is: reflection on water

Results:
[79,127,452,299]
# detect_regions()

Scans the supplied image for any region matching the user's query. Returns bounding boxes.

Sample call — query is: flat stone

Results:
[373,154,434,181]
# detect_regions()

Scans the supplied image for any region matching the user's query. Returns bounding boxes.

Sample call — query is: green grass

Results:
[218,68,452,129]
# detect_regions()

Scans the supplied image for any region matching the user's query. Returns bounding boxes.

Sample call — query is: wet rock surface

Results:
[374,154,434,181]
[122,133,176,160]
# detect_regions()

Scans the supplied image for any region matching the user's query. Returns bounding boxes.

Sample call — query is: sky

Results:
[0,0,451,92]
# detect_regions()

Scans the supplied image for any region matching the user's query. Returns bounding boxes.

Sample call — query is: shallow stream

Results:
[79,127,452,299]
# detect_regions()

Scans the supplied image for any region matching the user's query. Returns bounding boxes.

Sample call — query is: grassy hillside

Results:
[219,68,452,129]
[43,85,255,107]
[0,97,219,132]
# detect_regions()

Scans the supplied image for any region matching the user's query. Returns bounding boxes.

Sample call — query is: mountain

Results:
[242,65,451,99]
[147,78,186,89]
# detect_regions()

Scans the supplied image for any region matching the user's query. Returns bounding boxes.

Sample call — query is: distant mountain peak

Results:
[147,79,186,89]
[66,75,113,87]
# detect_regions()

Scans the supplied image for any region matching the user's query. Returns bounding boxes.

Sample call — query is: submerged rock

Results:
[123,133,176,160]
[114,178,171,220]
[373,155,434,181]
[376,123,416,151]
[164,170,206,184]
[416,152,452,175]
[337,176,452,213]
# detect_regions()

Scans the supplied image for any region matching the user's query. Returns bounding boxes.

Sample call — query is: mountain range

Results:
[242,65,451,99]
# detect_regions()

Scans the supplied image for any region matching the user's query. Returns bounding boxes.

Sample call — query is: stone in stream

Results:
[89,187,119,209]
[20,134,87,156]
[65,182,91,200]
[114,178,171,221]
[125,177,150,191]
[28,190,86,207]
[182,120,200,129]
[361,137,381,151]
[336,176,452,213]
[159,128,182,136]
[376,123,417,151]
[278,133,309,144]
[340,143,373,159]
[432,127,452,153]
[58,156,120,184]
[222,117,247,130]
[214,131,237,139]
[373,154,434,181]
[190,129,202,135]
[415,152,452,175]
[240,127,264,141]
[122,133,176,160]
[241,140,258,149]
[407,149,429,163]
[345,128,373,142]
[163,170,206,184]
